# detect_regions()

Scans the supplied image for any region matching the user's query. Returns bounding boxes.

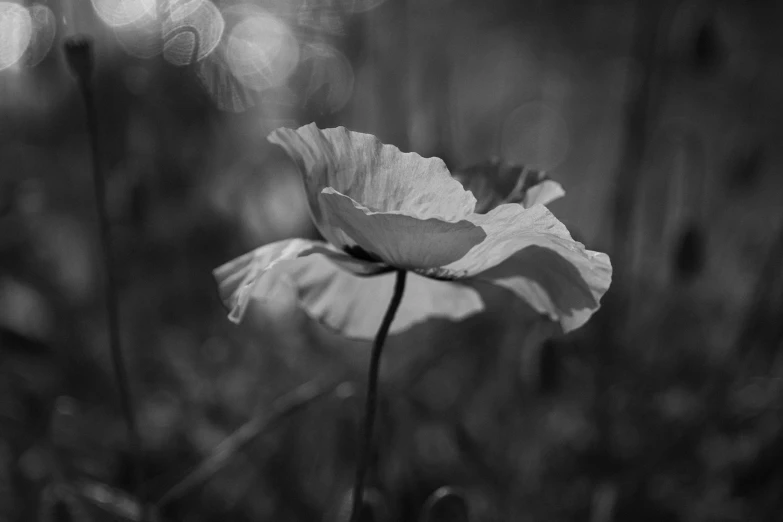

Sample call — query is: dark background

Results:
[1,0,782,520]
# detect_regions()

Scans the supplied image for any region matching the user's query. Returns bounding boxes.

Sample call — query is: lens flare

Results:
[162,0,224,66]
[197,55,256,112]
[113,11,162,59]
[0,2,32,71]
[167,0,203,21]
[90,0,156,28]
[163,31,196,65]
[225,10,299,92]
[24,4,56,67]
[295,0,345,35]
[111,0,224,63]
[301,42,353,114]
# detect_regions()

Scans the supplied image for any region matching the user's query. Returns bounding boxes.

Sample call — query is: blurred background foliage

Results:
[1,0,783,520]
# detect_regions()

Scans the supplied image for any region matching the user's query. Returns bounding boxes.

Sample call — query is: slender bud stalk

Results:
[63,36,147,521]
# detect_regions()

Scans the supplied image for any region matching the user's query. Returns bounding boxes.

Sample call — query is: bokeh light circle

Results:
[167,0,203,21]
[0,2,32,71]
[225,11,299,92]
[501,102,570,171]
[113,12,162,59]
[302,42,354,114]
[163,31,196,66]
[116,31,162,59]
[162,0,224,66]
[24,4,56,67]
[90,0,157,28]
[196,56,256,113]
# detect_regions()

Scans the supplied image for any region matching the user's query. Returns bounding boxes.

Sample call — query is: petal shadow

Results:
[215,249,487,341]
[319,189,486,269]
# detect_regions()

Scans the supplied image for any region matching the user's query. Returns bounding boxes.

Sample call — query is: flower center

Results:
[414,267,468,281]
[343,245,383,263]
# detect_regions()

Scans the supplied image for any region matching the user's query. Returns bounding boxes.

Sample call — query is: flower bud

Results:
[692,18,723,74]
[63,35,94,83]
[420,486,470,522]
[672,222,706,282]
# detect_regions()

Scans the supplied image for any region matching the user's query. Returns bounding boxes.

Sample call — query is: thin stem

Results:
[350,269,407,522]
[605,0,666,323]
[65,37,146,518]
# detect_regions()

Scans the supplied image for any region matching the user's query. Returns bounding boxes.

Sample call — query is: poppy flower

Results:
[451,157,565,214]
[214,124,611,340]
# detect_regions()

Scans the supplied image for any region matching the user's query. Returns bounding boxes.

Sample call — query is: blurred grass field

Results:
[1,0,782,520]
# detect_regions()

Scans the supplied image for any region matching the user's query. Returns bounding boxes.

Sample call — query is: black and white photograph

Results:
[1,0,781,520]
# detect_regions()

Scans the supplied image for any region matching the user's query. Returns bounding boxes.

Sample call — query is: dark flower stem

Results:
[64,37,146,519]
[350,269,407,522]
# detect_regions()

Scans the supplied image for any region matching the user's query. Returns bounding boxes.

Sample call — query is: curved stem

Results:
[350,269,407,522]
[65,37,146,519]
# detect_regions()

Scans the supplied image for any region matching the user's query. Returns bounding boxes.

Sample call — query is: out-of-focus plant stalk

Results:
[350,269,407,522]
[608,0,667,316]
[734,219,783,361]
[63,36,147,521]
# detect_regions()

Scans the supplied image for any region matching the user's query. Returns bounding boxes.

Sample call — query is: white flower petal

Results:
[215,246,487,340]
[213,238,385,324]
[267,124,477,248]
[446,204,612,332]
[522,179,565,208]
[318,188,486,269]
